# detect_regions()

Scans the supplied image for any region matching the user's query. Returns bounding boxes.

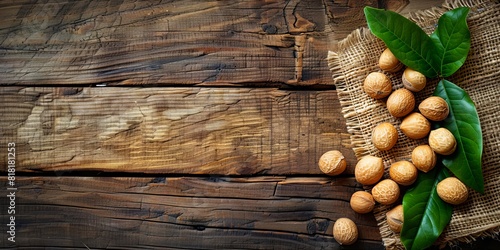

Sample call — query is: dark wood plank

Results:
[0,87,356,175]
[0,0,406,87]
[324,0,408,45]
[0,176,383,249]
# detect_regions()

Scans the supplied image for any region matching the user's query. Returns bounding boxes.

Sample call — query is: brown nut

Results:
[429,128,457,155]
[355,155,385,185]
[363,72,392,99]
[386,89,416,118]
[400,112,431,139]
[389,160,418,186]
[419,96,449,121]
[333,218,358,245]
[350,191,376,214]
[402,68,426,92]
[372,179,400,205]
[372,122,398,151]
[437,177,468,205]
[411,145,436,173]
[386,205,404,233]
[379,48,403,72]
[318,150,347,176]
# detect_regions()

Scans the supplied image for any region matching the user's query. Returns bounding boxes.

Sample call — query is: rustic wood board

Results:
[6,1,488,249]
[0,0,407,87]
[0,176,383,249]
[0,86,356,175]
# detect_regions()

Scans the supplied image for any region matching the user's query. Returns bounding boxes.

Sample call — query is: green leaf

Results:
[430,7,470,77]
[364,7,439,78]
[433,80,484,193]
[401,166,453,250]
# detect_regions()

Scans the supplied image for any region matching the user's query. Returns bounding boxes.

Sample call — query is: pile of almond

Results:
[321,48,469,246]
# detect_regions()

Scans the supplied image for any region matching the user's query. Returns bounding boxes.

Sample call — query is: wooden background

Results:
[1,0,497,249]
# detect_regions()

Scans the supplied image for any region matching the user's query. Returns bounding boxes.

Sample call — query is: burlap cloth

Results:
[327,0,500,248]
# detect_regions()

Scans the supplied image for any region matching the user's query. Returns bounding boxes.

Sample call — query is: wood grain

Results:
[0,0,407,87]
[0,176,382,249]
[0,86,356,175]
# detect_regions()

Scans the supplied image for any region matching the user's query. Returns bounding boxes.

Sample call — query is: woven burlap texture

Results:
[328,0,500,249]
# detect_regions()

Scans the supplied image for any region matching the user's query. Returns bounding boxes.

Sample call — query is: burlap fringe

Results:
[327,0,500,249]
[327,29,377,159]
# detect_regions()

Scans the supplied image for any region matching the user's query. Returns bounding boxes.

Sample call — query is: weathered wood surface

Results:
[0,0,407,87]
[0,86,356,175]
[3,1,476,250]
[0,176,383,249]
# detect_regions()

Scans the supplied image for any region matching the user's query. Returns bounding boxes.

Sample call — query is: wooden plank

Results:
[0,0,406,87]
[399,0,445,15]
[324,0,408,45]
[0,176,382,249]
[0,87,356,175]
